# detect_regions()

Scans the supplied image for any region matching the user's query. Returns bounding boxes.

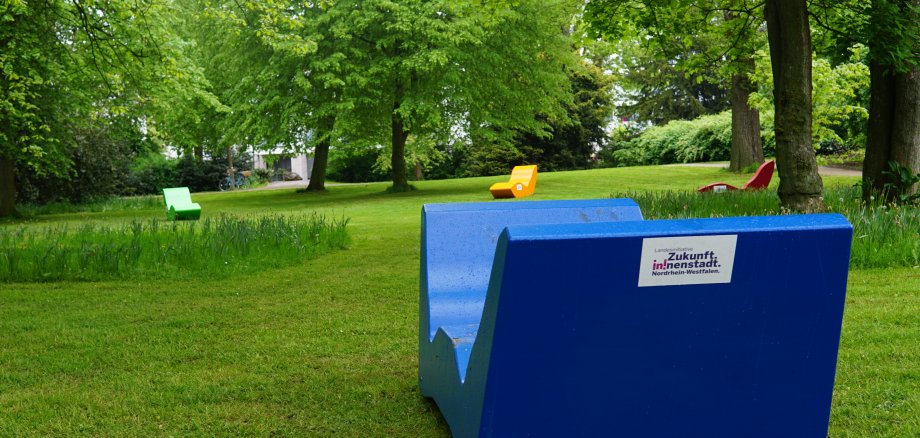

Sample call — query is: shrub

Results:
[176,155,226,192]
[123,153,179,195]
[600,112,734,167]
[252,168,272,183]
[15,124,135,204]
[749,46,870,151]
[327,146,389,183]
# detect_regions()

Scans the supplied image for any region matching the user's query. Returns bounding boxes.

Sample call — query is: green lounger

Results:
[162,187,201,220]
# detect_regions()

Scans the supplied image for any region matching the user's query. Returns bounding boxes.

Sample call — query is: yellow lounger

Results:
[489,165,538,199]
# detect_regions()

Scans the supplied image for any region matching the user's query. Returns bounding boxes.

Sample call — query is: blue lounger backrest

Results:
[420,201,853,438]
[421,198,644,340]
[420,199,644,434]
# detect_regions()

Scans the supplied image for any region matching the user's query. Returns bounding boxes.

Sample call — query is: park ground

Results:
[0,165,918,436]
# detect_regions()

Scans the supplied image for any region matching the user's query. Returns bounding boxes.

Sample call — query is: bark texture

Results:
[764,0,825,212]
[390,111,410,192]
[390,81,411,192]
[864,58,896,197]
[863,0,920,200]
[729,68,763,172]
[0,154,15,217]
[306,116,334,191]
[889,68,920,197]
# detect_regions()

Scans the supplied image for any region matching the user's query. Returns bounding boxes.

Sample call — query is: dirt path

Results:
[256,180,309,190]
[253,180,390,191]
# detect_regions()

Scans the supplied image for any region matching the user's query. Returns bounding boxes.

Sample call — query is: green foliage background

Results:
[601,112,734,166]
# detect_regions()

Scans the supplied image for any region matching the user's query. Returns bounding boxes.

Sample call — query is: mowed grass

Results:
[1,165,917,436]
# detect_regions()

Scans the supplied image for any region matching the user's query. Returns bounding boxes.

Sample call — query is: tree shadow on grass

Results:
[6,178,508,225]
[254,181,498,208]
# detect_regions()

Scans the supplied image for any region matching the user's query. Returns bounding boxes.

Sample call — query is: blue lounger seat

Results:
[419,200,852,438]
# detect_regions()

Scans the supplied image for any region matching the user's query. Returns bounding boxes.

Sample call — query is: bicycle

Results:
[218,170,251,191]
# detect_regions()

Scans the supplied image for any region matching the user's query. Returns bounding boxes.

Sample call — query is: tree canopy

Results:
[1,0,918,215]
[0,0,219,215]
[585,0,767,171]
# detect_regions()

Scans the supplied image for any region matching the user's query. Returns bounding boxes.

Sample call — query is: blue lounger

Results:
[420,199,644,434]
[419,200,852,438]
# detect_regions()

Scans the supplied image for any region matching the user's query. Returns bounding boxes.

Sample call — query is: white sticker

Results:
[637,235,738,287]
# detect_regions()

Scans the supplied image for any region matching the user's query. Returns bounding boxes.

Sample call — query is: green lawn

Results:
[1,165,917,436]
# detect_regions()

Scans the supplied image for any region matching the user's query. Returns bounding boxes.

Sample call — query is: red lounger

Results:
[698,160,775,193]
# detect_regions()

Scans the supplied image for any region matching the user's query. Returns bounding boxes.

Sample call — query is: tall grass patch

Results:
[617,187,919,269]
[0,214,349,282]
[17,195,162,216]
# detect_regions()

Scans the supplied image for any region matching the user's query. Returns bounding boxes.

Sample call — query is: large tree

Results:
[723,10,765,172]
[1,2,63,216]
[190,0,344,191]
[862,0,920,200]
[764,0,825,211]
[1,0,215,216]
[166,0,578,194]
[588,0,832,211]
[608,36,731,125]
[585,0,765,172]
[323,0,576,191]
[809,0,919,201]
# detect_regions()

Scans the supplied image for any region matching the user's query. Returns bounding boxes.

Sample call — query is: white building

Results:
[253,149,313,181]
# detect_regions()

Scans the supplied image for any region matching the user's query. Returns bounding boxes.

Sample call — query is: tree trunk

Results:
[764,0,825,212]
[889,68,920,197]
[863,59,897,198]
[863,0,920,201]
[0,154,16,217]
[729,68,763,172]
[391,112,410,191]
[390,82,411,192]
[306,116,334,192]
